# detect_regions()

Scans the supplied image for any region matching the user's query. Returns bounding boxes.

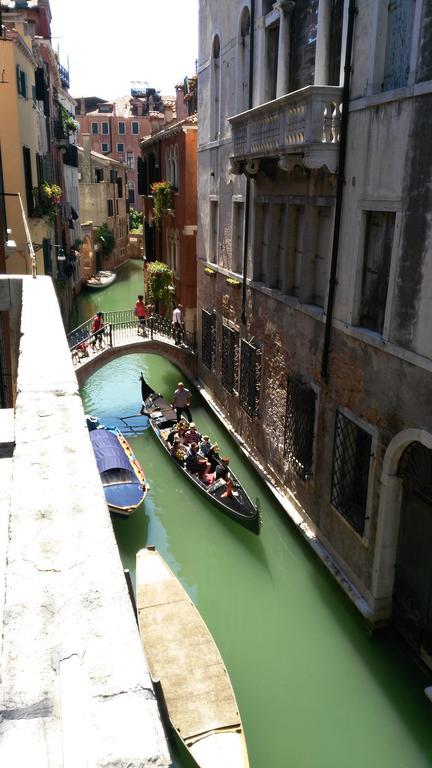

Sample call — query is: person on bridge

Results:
[135,295,147,336]
[171,382,192,423]
[91,312,105,349]
[172,303,184,346]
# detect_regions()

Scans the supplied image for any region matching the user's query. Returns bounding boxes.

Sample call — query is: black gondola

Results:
[140,374,261,534]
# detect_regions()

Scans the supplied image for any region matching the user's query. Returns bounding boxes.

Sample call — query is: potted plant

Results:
[204,266,217,276]
[33,181,62,222]
[226,277,241,287]
[150,181,173,228]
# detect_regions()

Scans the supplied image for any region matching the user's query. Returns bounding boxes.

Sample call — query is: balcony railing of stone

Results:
[229,85,343,173]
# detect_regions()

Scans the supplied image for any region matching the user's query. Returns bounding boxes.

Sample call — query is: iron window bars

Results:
[221,323,239,394]
[239,338,261,418]
[201,309,216,370]
[331,411,372,536]
[284,377,316,480]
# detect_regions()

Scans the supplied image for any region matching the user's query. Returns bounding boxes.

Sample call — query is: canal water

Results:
[77,262,432,768]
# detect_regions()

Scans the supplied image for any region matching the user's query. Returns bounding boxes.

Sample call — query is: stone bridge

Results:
[69,311,197,385]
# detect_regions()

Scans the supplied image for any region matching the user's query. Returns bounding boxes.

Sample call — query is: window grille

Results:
[221,324,239,394]
[331,411,372,536]
[239,339,261,418]
[201,309,216,370]
[284,377,316,479]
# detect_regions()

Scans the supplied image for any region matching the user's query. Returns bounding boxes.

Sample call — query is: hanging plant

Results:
[226,277,241,287]
[33,181,62,222]
[60,104,79,134]
[95,222,115,255]
[146,260,174,313]
[150,181,173,228]
[204,266,217,276]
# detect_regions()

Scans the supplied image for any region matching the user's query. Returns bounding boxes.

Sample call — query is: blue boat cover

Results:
[90,429,134,475]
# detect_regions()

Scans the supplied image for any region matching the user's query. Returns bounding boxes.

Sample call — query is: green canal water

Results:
[77,261,432,768]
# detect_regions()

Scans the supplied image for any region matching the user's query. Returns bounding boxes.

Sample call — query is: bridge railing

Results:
[67,311,196,364]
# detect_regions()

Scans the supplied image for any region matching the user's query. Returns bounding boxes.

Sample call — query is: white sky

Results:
[49,0,199,100]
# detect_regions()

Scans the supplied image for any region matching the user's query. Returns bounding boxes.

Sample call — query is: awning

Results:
[90,429,133,474]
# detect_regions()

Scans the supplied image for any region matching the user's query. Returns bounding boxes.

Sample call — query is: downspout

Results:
[241,0,255,324]
[321,0,356,380]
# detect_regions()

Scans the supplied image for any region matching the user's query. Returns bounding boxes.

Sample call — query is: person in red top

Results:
[135,295,147,335]
[91,312,104,349]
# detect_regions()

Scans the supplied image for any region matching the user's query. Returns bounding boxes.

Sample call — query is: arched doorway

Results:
[393,441,432,665]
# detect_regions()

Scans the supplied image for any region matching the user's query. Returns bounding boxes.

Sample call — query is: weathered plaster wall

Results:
[0,276,171,767]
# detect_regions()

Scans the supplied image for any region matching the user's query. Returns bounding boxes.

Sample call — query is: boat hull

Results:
[137,547,250,768]
[84,270,116,289]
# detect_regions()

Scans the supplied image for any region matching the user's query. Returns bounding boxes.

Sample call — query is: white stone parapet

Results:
[0,276,172,767]
[229,85,343,173]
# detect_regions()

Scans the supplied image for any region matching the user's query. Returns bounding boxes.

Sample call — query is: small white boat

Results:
[136,546,250,768]
[85,270,116,289]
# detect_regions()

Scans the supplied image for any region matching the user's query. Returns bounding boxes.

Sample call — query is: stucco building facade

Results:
[197,0,432,666]
[78,136,128,276]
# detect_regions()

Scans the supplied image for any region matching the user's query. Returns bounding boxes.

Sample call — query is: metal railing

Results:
[67,310,196,364]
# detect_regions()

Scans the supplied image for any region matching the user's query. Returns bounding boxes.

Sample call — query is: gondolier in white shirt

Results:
[171,382,192,423]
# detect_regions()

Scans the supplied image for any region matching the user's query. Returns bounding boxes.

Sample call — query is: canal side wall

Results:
[0,276,171,767]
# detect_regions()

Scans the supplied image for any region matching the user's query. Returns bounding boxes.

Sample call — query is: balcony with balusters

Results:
[229,85,343,175]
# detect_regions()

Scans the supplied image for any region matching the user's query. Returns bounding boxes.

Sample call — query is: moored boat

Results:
[87,416,148,517]
[85,270,116,289]
[139,374,261,534]
[136,546,250,768]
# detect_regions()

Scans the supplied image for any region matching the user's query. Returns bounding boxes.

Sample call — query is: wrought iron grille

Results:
[398,441,432,502]
[331,411,372,536]
[201,309,216,370]
[239,338,261,418]
[221,324,239,394]
[284,377,316,480]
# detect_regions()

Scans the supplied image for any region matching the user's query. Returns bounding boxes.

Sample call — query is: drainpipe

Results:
[321,0,356,381]
[241,0,255,324]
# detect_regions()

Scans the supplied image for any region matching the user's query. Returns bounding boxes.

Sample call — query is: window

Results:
[290,0,319,91]
[22,147,34,216]
[101,143,109,153]
[359,211,395,333]
[109,169,116,184]
[253,202,270,282]
[239,339,261,418]
[128,181,135,205]
[118,122,125,134]
[102,122,109,135]
[210,35,221,140]
[107,199,114,217]
[331,411,372,537]
[284,377,316,479]
[127,151,134,170]
[201,309,216,370]
[95,168,104,182]
[383,0,416,91]
[232,200,244,274]
[222,323,240,394]
[16,65,27,98]
[132,121,139,135]
[283,205,303,295]
[117,175,123,198]
[264,23,279,102]
[237,7,251,112]
[209,199,219,263]
[116,143,124,152]
[91,122,98,134]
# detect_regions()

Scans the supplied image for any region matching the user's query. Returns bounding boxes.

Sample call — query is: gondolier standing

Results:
[171,382,192,423]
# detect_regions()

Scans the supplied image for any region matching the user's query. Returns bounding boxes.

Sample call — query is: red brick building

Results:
[140,86,197,333]
[75,87,180,214]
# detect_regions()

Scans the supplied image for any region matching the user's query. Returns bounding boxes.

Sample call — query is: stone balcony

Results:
[229,85,343,175]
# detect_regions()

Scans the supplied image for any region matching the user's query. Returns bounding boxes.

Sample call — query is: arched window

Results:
[237,7,251,113]
[210,34,221,140]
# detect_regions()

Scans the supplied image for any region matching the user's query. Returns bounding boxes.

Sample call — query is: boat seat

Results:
[207,478,226,494]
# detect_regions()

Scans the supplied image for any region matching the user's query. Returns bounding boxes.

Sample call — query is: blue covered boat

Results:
[88,419,148,518]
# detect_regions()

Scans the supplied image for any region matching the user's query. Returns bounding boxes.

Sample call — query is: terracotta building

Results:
[75,86,183,215]
[140,82,197,333]
[78,136,128,278]
[197,0,432,666]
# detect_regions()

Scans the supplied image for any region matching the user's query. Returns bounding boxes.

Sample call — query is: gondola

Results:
[139,374,261,534]
[87,416,148,518]
[137,546,251,768]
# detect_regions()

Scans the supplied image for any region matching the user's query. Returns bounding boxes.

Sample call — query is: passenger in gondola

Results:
[204,456,230,485]
[199,435,211,457]
[183,422,201,446]
[185,443,209,477]
[170,434,187,463]
[207,442,220,471]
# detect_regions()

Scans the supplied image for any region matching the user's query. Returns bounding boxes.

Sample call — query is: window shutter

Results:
[16,65,21,95]
[35,67,45,100]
